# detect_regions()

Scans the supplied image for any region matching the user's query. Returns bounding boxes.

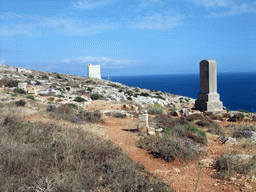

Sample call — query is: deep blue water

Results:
[103,72,256,112]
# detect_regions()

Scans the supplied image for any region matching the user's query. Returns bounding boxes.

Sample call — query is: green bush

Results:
[125,90,134,96]
[108,83,120,88]
[127,96,132,100]
[14,88,26,94]
[74,96,86,102]
[161,125,207,145]
[41,75,49,79]
[26,95,35,101]
[15,100,26,106]
[140,92,150,97]
[28,75,34,78]
[183,125,206,136]
[154,95,165,100]
[90,94,102,100]
[56,74,62,79]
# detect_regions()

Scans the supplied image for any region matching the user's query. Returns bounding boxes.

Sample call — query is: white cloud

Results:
[130,12,185,30]
[61,56,138,68]
[187,0,231,8]
[188,0,256,17]
[71,0,114,9]
[140,0,164,8]
[0,12,33,20]
[209,3,256,17]
[0,12,120,36]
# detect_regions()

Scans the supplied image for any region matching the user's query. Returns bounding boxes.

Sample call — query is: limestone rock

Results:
[147,127,155,135]
[199,159,215,168]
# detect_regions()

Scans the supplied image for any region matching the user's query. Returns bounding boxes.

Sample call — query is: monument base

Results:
[195,100,223,112]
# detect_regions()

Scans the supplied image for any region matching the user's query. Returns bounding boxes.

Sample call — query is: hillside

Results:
[0,65,256,191]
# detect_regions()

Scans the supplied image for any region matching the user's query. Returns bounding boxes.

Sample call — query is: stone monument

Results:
[87,64,101,79]
[195,60,223,111]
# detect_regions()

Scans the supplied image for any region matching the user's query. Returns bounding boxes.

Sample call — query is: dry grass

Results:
[0,106,172,191]
[137,134,203,162]
[213,153,256,179]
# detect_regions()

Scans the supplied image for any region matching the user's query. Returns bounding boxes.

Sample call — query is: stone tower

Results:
[87,64,101,79]
[195,60,223,111]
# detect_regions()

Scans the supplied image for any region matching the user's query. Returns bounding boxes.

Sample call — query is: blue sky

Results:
[0,0,255,77]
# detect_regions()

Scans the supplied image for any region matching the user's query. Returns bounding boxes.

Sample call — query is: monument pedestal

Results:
[195,60,223,112]
[195,100,223,111]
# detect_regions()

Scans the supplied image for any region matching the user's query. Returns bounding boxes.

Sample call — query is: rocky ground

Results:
[0,66,256,191]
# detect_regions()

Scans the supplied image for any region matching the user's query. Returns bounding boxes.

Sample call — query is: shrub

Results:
[6,80,19,87]
[90,94,102,100]
[213,154,256,179]
[0,77,10,87]
[35,80,41,85]
[148,102,166,115]
[42,75,49,79]
[87,87,92,91]
[183,125,206,136]
[14,88,26,94]
[161,124,207,145]
[26,95,35,101]
[56,74,62,79]
[108,83,119,88]
[125,90,134,96]
[195,119,211,127]
[185,113,203,121]
[47,104,56,111]
[28,75,34,78]
[127,96,132,100]
[154,95,165,100]
[228,113,244,122]
[155,114,189,128]
[15,100,26,107]
[207,121,225,135]
[66,87,70,91]
[74,96,86,102]
[78,110,102,123]
[233,131,253,138]
[137,135,202,161]
[140,92,150,97]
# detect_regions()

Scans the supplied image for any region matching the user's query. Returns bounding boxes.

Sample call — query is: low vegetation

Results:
[0,106,172,191]
[213,153,256,179]
[148,102,166,115]
[137,134,203,162]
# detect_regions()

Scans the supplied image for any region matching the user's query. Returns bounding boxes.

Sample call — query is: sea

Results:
[103,72,256,113]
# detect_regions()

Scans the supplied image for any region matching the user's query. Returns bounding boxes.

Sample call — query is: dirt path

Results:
[99,116,256,192]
